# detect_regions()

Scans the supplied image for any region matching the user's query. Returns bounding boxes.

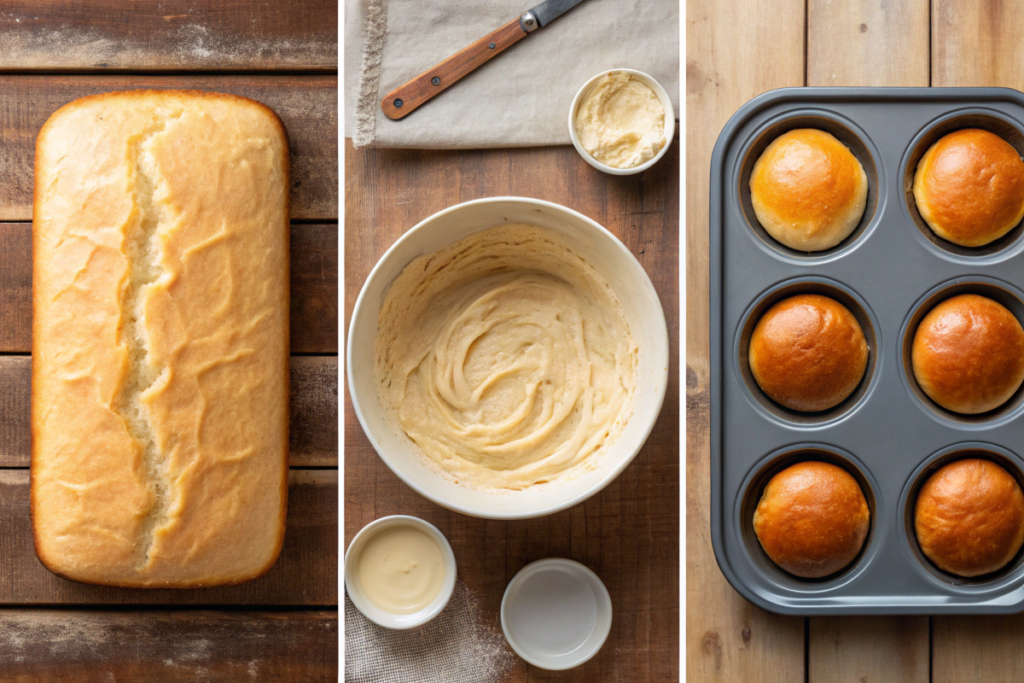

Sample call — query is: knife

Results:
[380,0,586,120]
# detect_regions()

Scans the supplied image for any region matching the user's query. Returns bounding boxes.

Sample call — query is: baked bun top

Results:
[915,458,1024,577]
[911,293,1024,415]
[913,128,1024,248]
[749,293,869,412]
[753,461,870,579]
[750,128,869,252]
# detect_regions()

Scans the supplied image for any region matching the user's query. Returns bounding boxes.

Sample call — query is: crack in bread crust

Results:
[114,113,181,569]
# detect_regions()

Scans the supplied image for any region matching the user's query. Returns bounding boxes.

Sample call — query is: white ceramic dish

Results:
[347,197,669,520]
[568,68,676,176]
[344,515,457,630]
[500,558,613,670]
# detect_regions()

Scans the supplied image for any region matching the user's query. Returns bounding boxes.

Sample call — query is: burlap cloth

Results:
[344,0,679,148]
[345,582,517,682]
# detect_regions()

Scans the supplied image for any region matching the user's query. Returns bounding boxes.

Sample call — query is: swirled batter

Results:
[375,224,637,491]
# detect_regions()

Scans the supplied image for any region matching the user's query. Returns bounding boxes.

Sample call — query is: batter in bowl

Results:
[374,224,637,491]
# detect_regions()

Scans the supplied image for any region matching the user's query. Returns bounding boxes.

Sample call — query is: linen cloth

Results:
[345,0,679,148]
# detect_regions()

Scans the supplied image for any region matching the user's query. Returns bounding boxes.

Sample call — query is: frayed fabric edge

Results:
[354,0,389,148]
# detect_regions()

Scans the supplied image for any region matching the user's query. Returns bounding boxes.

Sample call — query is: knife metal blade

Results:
[526,0,586,29]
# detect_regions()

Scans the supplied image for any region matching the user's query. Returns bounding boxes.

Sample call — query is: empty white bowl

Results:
[347,197,669,520]
[501,558,613,670]
[568,68,676,176]
[344,515,457,629]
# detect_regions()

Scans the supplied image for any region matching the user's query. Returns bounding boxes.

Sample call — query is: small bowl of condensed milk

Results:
[345,515,457,629]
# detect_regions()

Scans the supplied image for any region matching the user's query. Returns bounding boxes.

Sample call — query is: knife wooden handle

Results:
[380,17,529,120]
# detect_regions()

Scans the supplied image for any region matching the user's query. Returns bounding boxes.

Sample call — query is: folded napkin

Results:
[346,0,678,148]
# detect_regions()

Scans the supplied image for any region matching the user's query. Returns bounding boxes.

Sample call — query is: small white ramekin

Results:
[344,515,457,629]
[568,68,676,176]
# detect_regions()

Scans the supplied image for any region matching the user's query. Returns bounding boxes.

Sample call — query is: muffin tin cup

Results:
[710,87,1024,615]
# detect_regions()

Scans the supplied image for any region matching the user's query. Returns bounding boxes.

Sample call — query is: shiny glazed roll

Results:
[753,461,870,578]
[911,294,1024,414]
[749,293,868,412]
[915,458,1024,577]
[913,128,1024,247]
[749,128,868,251]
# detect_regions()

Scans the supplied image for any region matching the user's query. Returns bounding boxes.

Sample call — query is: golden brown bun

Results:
[753,461,870,578]
[749,294,868,412]
[911,294,1024,414]
[32,91,290,588]
[913,129,1024,247]
[750,129,868,251]
[915,458,1024,577]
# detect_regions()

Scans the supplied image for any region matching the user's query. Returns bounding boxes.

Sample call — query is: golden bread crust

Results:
[913,128,1024,247]
[750,128,868,251]
[915,458,1024,577]
[32,90,290,588]
[911,294,1024,415]
[749,293,868,412]
[753,461,870,579]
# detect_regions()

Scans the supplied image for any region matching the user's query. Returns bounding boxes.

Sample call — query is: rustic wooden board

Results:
[0,469,337,605]
[808,618,930,683]
[931,3,1024,679]
[0,222,337,354]
[0,0,337,72]
[933,0,1024,88]
[0,609,338,682]
[808,0,930,87]
[805,0,932,676]
[0,355,336,468]
[345,140,679,682]
[686,0,807,680]
[0,75,337,221]
[932,615,1024,681]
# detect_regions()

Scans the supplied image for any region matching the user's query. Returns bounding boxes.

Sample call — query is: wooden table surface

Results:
[344,139,680,681]
[0,3,338,680]
[687,1,1024,681]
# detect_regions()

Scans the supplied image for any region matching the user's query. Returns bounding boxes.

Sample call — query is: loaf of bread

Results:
[32,90,290,587]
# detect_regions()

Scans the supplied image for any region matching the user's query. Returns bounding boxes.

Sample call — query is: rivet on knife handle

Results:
[380,16,530,120]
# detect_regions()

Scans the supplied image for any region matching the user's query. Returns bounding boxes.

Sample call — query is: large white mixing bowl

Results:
[347,197,669,519]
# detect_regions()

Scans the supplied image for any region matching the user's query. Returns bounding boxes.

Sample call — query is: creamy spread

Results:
[575,72,666,169]
[356,524,446,614]
[374,224,637,492]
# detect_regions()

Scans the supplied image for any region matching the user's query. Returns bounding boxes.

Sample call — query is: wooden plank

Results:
[0,609,337,682]
[933,616,1024,681]
[0,75,337,221]
[0,469,337,605]
[686,0,807,679]
[808,618,929,683]
[0,222,337,354]
[0,0,337,72]
[806,2,932,679]
[932,4,1024,680]
[933,0,1024,87]
[808,0,930,86]
[0,356,336,468]
[344,140,679,682]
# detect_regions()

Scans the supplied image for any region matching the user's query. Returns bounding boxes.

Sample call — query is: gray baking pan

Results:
[710,87,1024,615]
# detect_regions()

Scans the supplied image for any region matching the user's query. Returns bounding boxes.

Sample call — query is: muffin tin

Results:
[710,87,1024,614]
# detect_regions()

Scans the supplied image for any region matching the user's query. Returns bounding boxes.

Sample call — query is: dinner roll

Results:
[913,128,1024,247]
[749,294,868,412]
[754,461,870,578]
[911,294,1024,414]
[750,129,868,251]
[915,458,1024,577]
